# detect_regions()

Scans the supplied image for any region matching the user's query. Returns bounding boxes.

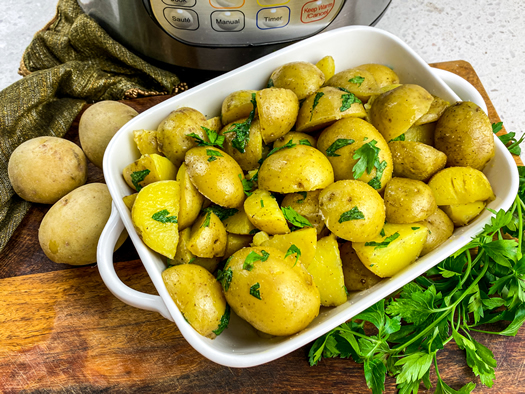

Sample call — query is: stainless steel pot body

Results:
[78,0,391,71]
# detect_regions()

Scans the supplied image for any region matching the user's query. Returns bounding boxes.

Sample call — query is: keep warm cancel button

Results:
[301,0,335,23]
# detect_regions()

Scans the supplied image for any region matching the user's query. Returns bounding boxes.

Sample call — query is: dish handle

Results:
[97,204,173,321]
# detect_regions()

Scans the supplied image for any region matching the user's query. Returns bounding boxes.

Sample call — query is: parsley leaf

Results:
[202,205,238,221]
[250,283,262,299]
[212,304,230,336]
[187,126,225,148]
[348,75,365,87]
[201,211,212,228]
[339,206,365,223]
[365,232,400,250]
[265,139,296,159]
[367,160,387,190]
[216,267,233,291]
[239,174,255,196]
[285,244,301,266]
[492,122,503,133]
[130,169,150,191]
[352,140,381,179]
[299,139,312,146]
[281,206,312,228]
[325,138,355,157]
[297,191,307,204]
[243,250,270,270]
[311,92,324,121]
[224,93,257,153]
[152,209,178,224]
[340,92,361,112]
[390,133,406,142]
[206,149,223,162]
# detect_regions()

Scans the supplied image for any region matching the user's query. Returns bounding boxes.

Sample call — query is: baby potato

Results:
[244,189,290,235]
[316,56,335,81]
[317,117,393,191]
[221,117,263,171]
[205,116,223,133]
[188,212,227,258]
[428,167,495,206]
[418,208,454,256]
[319,180,385,242]
[339,242,382,291]
[259,227,317,268]
[171,227,220,272]
[133,129,162,156]
[162,264,228,339]
[404,123,436,145]
[354,63,400,88]
[79,100,138,168]
[132,180,180,259]
[222,206,257,235]
[224,233,253,260]
[185,147,245,208]
[269,61,325,100]
[258,145,334,193]
[414,96,450,126]
[369,84,434,142]
[176,163,204,231]
[122,153,177,191]
[325,68,379,102]
[296,86,366,134]
[353,223,428,278]
[221,90,258,125]
[384,177,437,224]
[273,131,317,149]
[442,201,487,227]
[306,233,347,307]
[122,193,138,210]
[434,101,495,170]
[38,183,127,265]
[281,190,325,235]
[389,141,447,181]
[256,88,299,143]
[8,136,87,204]
[223,246,320,336]
[157,107,209,167]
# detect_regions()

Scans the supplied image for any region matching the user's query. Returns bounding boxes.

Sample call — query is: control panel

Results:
[149,0,345,47]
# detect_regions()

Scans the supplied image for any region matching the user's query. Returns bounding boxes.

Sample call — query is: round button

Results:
[213,0,244,7]
[260,7,288,28]
[164,8,198,30]
[211,11,244,31]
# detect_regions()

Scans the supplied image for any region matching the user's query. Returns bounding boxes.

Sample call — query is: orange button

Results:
[301,0,335,23]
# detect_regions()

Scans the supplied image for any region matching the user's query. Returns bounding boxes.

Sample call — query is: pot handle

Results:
[97,205,173,321]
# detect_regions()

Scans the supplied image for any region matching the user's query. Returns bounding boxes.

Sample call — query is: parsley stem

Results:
[518,196,523,259]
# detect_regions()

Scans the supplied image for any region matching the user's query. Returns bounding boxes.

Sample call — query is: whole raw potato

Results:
[8,136,87,204]
[39,183,127,265]
[79,101,138,168]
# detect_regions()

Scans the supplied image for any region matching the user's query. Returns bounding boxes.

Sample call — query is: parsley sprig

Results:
[187,126,225,148]
[493,121,524,156]
[352,140,388,190]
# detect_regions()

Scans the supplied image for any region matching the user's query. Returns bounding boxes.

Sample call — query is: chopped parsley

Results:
[390,133,406,142]
[260,199,264,207]
[265,139,296,159]
[249,228,259,235]
[217,267,233,291]
[239,174,255,196]
[188,257,196,264]
[325,138,355,157]
[201,211,212,228]
[202,205,238,221]
[206,149,223,162]
[224,93,257,153]
[310,92,324,121]
[297,191,307,204]
[367,159,388,190]
[187,126,225,148]
[152,209,178,224]
[348,75,365,86]
[250,283,262,300]
[130,169,150,191]
[338,207,365,223]
[285,244,301,266]
[212,304,230,336]
[380,228,386,237]
[282,206,312,228]
[267,78,274,88]
[352,140,381,179]
[299,139,312,146]
[340,92,361,112]
[243,250,270,271]
[411,227,421,231]
[365,232,400,250]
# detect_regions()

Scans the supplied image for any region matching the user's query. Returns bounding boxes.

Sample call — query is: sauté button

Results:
[164,8,199,30]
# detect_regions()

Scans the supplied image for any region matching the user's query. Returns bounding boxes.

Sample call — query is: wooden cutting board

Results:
[0,61,522,393]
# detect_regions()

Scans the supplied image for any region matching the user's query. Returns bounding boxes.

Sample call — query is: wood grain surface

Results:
[0,61,523,394]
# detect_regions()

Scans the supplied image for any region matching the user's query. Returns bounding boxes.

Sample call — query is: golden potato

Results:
[171,227,220,272]
[273,131,317,149]
[369,84,434,142]
[132,180,180,259]
[316,56,335,81]
[157,107,208,167]
[325,68,380,102]
[188,211,227,258]
[339,242,382,291]
[162,264,228,339]
[258,145,334,193]
[244,189,290,235]
[389,141,447,181]
[185,147,245,208]
[38,183,126,265]
[122,153,177,192]
[269,61,325,100]
[434,101,495,170]
[122,193,137,210]
[79,100,138,168]
[8,136,87,204]
[418,208,454,256]
[256,88,299,144]
[428,167,495,206]
[205,116,223,133]
[223,206,257,235]
[442,202,487,227]
[354,63,400,88]
[413,96,450,126]
[318,180,385,242]
[222,246,320,336]
[221,90,258,125]
[404,123,436,145]
[252,231,270,246]
[260,227,317,268]
[317,117,393,191]
[281,190,325,235]
[133,129,162,156]
[176,163,204,231]
[296,86,366,134]
[224,233,253,260]
[384,177,437,224]
[353,223,428,278]
[221,117,263,171]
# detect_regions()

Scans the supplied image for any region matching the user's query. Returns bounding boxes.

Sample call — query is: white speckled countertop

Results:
[1,1,524,145]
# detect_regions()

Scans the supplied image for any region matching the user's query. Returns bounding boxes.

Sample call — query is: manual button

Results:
[211,11,245,32]
[257,7,290,29]
[164,8,199,30]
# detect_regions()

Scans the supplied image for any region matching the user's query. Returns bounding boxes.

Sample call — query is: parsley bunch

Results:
[310,185,525,393]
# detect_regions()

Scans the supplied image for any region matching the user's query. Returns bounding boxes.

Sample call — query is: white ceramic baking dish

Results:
[98,26,519,368]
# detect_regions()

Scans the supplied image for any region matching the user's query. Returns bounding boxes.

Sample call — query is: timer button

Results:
[164,8,199,30]
[162,0,196,6]
[211,11,245,32]
[257,7,290,29]
[257,0,290,6]
[210,0,245,8]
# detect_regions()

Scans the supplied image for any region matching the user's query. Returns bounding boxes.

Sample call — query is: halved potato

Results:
[389,141,447,182]
[281,190,325,235]
[244,189,290,235]
[325,68,380,102]
[340,242,382,291]
[256,88,299,144]
[188,212,227,258]
[176,163,204,231]
[384,177,437,224]
[354,63,400,88]
[418,208,454,256]
[316,56,335,81]
[221,90,258,126]
[259,227,317,268]
[123,153,177,192]
[442,202,487,227]
[133,129,162,156]
[269,61,325,100]
[171,227,220,272]
[221,117,263,171]
[223,206,257,235]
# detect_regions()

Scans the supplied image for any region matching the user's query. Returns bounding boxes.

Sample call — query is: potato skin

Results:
[9,136,87,204]
[162,264,227,339]
[38,183,126,265]
[418,208,454,256]
[384,177,437,224]
[434,101,495,170]
[256,88,300,144]
[224,246,320,336]
[389,141,446,181]
[79,100,138,168]
[319,180,385,242]
[269,61,325,100]
[340,242,382,291]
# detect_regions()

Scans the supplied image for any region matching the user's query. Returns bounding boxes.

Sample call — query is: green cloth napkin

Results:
[0,0,182,253]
